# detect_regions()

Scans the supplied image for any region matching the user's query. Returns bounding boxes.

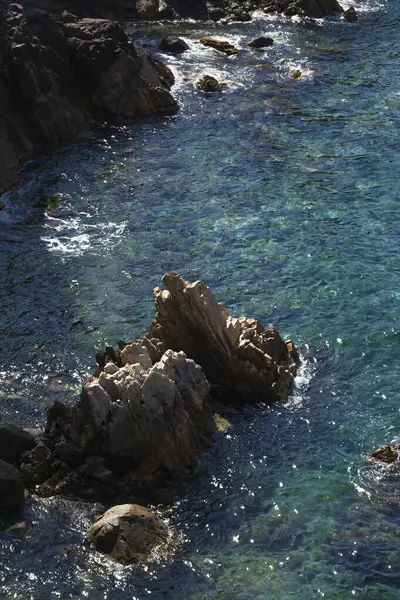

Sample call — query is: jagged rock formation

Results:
[21,349,216,498]
[21,273,298,500]
[89,503,172,564]
[106,272,298,402]
[0,1,177,194]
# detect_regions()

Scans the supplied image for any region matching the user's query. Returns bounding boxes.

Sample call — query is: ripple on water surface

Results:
[1,1,400,598]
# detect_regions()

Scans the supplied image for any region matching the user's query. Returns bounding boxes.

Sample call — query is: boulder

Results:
[197,75,226,92]
[0,4,177,194]
[0,424,35,465]
[89,504,169,564]
[342,6,358,21]
[0,460,24,513]
[370,444,400,464]
[247,36,274,49]
[199,37,238,56]
[159,36,189,54]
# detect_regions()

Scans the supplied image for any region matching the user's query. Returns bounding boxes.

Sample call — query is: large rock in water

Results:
[0,3,177,194]
[21,273,297,499]
[138,273,298,401]
[0,424,35,465]
[89,504,170,564]
[0,460,25,513]
[21,349,216,497]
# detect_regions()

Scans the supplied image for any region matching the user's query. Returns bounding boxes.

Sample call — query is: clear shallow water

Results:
[1,1,400,598]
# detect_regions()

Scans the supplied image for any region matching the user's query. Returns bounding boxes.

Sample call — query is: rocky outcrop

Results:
[139,273,298,402]
[21,349,216,498]
[370,444,400,465]
[0,2,177,194]
[0,424,35,465]
[21,273,297,500]
[89,504,171,564]
[0,460,25,513]
[197,75,227,92]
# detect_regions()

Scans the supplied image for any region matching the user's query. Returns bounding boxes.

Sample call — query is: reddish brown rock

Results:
[199,37,238,56]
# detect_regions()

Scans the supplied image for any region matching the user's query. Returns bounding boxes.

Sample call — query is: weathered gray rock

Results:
[140,273,298,401]
[0,460,24,513]
[0,3,177,194]
[89,503,170,564]
[0,423,35,465]
[21,348,216,497]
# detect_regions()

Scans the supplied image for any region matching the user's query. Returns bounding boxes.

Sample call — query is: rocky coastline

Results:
[0,0,359,195]
[0,1,177,194]
[0,273,299,563]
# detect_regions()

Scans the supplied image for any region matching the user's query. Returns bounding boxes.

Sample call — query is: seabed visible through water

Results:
[1,0,400,597]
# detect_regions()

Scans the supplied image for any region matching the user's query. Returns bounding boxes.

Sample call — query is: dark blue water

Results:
[1,1,400,598]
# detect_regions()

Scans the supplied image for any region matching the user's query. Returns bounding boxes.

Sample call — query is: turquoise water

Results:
[1,1,400,597]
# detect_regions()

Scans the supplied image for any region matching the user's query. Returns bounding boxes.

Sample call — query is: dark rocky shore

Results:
[0,0,359,194]
[0,1,177,194]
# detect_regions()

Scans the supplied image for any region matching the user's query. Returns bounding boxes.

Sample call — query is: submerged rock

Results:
[159,36,189,53]
[199,37,238,56]
[0,460,24,513]
[197,75,227,92]
[247,36,274,49]
[370,444,400,465]
[89,504,170,564]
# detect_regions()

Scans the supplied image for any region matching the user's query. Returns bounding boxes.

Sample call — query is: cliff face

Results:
[0,2,177,194]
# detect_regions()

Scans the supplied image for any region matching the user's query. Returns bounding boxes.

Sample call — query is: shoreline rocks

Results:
[0,2,177,195]
[48,0,351,23]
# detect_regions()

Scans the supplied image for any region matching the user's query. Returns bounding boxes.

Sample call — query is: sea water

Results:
[0,1,399,597]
